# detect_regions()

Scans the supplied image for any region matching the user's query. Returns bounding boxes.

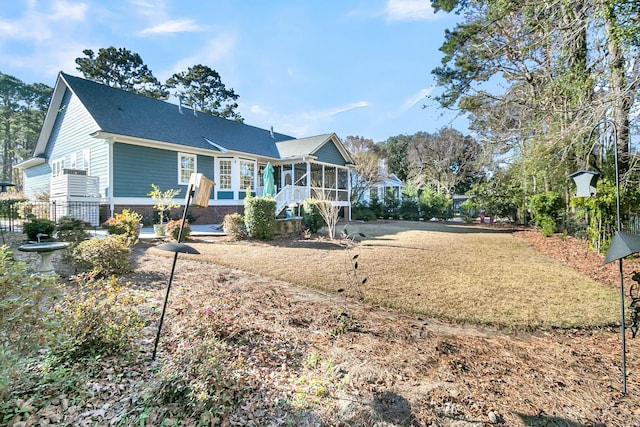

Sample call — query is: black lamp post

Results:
[570,119,638,395]
[151,173,214,360]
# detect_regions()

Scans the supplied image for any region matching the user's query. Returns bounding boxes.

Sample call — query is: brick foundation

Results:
[108,204,244,225]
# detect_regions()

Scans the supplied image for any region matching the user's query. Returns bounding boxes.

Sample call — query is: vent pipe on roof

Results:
[178,96,183,114]
[270,126,274,139]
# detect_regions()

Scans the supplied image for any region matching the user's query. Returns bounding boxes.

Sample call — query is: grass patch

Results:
[158,221,621,330]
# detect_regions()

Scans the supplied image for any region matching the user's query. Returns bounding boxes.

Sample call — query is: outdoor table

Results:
[18,242,70,275]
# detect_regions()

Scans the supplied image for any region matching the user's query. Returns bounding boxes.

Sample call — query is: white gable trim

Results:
[32,73,100,157]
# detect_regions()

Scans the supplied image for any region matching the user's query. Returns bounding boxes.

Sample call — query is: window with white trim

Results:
[219,159,232,190]
[178,153,196,185]
[258,163,266,187]
[51,158,64,177]
[370,187,379,200]
[239,159,255,191]
[81,149,90,173]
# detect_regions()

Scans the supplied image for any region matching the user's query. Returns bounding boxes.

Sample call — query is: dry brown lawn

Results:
[5,222,640,426]
[160,220,621,330]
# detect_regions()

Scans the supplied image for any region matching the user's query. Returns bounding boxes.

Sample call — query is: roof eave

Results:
[15,156,46,169]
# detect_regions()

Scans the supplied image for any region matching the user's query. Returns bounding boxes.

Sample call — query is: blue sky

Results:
[0,0,465,142]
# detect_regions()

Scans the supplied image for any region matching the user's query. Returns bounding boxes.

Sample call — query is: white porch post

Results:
[348,167,352,221]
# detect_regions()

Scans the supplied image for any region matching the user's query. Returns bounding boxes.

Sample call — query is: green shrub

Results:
[0,245,59,398]
[23,218,56,241]
[419,190,452,220]
[530,191,563,227]
[0,245,58,352]
[164,218,191,241]
[55,216,91,244]
[399,199,420,221]
[368,196,384,219]
[52,275,144,361]
[70,235,133,276]
[384,190,400,219]
[460,199,477,223]
[102,209,142,245]
[302,198,327,233]
[539,215,557,237]
[222,213,246,240]
[351,202,377,221]
[243,196,276,239]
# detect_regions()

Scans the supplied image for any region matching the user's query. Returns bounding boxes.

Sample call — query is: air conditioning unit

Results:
[62,169,87,176]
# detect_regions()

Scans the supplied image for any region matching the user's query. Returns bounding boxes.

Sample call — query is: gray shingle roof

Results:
[276,134,334,158]
[61,72,294,158]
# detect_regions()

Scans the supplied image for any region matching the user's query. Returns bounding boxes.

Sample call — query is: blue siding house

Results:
[17,72,354,224]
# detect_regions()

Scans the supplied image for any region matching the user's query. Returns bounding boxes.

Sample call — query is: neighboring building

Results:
[17,72,353,225]
[357,159,405,206]
[452,194,472,216]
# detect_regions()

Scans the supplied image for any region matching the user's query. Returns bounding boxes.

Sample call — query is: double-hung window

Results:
[51,158,64,177]
[239,159,255,191]
[178,153,196,185]
[219,159,232,190]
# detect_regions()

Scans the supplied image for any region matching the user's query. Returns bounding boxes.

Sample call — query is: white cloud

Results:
[250,104,268,115]
[138,19,205,36]
[242,101,369,138]
[401,87,433,111]
[128,0,165,19]
[166,34,237,78]
[325,101,369,117]
[50,0,88,21]
[385,0,437,21]
[0,0,87,42]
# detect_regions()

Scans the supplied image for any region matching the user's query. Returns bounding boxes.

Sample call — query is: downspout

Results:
[108,138,115,218]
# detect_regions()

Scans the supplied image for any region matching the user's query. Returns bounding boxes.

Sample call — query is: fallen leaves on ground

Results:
[3,228,640,426]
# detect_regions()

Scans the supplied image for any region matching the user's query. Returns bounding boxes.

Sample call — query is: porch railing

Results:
[275,185,309,216]
[51,174,100,198]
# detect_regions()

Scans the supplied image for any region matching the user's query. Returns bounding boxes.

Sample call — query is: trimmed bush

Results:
[102,209,142,245]
[23,218,56,241]
[302,198,327,233]
[165,218,191,241]
[70,235,133,276]
[222,213,246,241]
[244,196,276,240]
[55,216,91,244]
